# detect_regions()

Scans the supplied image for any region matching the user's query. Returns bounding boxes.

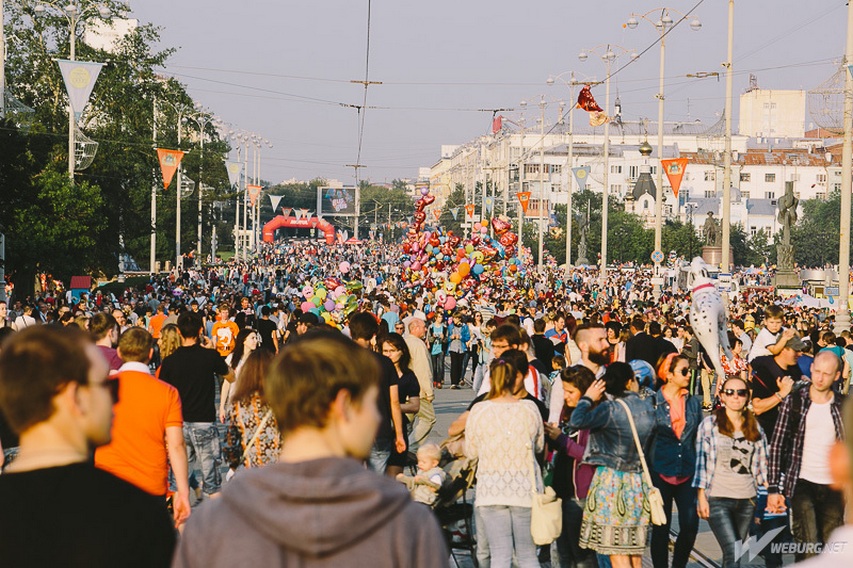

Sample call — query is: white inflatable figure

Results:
[687,257,732,381]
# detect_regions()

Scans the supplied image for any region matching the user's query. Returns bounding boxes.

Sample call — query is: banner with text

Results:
[661,158,689,198]
[156,148,186,189]
[516,191,531,214]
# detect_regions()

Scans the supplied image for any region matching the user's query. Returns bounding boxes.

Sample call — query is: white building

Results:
[738,88,806,139]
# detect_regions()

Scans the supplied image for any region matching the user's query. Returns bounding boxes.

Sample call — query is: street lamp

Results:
[33,1,112,180]
[836,0,853,332]
[547,71,585,276]
[183,107,215,266]
[626,7,701,287]
[578,44,638,282]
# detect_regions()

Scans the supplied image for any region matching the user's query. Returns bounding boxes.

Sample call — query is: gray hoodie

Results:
[173,457,448,567]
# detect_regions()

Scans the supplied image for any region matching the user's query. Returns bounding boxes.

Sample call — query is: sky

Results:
[130,1,849,186]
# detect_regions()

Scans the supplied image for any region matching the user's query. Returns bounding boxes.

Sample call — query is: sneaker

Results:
[450,384,459,390]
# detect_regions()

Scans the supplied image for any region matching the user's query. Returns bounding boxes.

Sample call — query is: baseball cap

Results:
[785,333,808,352]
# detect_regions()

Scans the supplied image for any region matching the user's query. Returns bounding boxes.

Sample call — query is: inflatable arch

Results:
[263,216,336,245]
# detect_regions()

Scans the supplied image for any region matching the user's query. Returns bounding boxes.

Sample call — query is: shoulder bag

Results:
[615,398,666,526]
[529,444,562,545]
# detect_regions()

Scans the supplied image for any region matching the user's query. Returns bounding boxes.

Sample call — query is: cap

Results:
[785,333,808,352]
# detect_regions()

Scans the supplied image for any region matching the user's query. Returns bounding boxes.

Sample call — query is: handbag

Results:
[615,398,666,526]
[528,445,562,545]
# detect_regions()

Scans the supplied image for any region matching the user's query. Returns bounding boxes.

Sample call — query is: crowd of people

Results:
[0,238,852,567]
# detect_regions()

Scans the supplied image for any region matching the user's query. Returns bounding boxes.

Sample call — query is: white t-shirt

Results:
[799,399,836,485]
[747,327,781,362]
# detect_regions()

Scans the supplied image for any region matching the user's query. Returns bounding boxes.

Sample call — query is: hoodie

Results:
[173,457,448,568]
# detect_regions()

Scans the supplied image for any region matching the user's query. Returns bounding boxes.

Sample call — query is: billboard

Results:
[317,187,358,217]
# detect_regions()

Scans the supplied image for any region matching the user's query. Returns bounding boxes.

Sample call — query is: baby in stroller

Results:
[396,443,447,505]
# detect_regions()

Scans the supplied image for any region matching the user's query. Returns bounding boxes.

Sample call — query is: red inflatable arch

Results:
[263,215,336,244]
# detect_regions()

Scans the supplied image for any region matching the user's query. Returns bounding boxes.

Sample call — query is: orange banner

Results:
[247,184,262,207]
[516,191,531,214]
[156,148,185,190]
[464,204,476,219]
[661,158,689,198]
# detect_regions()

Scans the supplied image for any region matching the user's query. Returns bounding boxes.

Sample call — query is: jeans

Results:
[183,422,222,496]
[431,352,445,385]
[700,369,716,406]
[368,441,392,474]
[473,363,486,395]
[651,476,699,568]
[476,505,539,568]
[707,496,755,568]
[556,497,596,568]
[790,479,845,562]
[475,504,491,568]
[449,351,465,386]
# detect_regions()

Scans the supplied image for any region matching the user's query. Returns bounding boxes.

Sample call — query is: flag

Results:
[465,204,476,220]
[661,158,689,198]
[57,59,104,121]
[156,148,186,190]
[576,85,603,112]
[281,207,292,218]
[572,166,591,191]
[247,184,262,207]
[516,191,531,214]
[484,196,494,214]
[225,161,242,188]
[491,115,503,134]
[450,208,459,220]
[269,195,283,211]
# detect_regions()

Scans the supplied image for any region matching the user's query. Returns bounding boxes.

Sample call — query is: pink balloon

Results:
[302,286,313,299]
[412,262,422,270]
[339,261,351,274]
[444,297,457,310]
[301,301,314,313]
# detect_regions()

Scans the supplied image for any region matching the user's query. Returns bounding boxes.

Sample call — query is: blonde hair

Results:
[159,324,182,360]
[417,443,442,464]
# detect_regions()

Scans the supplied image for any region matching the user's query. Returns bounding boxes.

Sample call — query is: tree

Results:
[790,190,851,268]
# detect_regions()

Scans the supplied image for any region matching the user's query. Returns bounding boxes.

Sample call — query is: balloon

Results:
[472,251,484,263]
[339,261,351,274]
[458,262,470,277]
[473,263,485,275]
[421,186,430,196]
[492,217,511,235]
[479,225,488,234]
[312,296,322,307]
[509,264,518,273]
[322,312,332,323]
[315,288,327,301]
[301,301,314,313]
[444,297,457,310]
[465,244,474,254]
[324,299,336,311]
[412,261,422,270]
[303,286,314,299]
[422,194,436,206]
[334,285,346,297]
[403,260,411,268]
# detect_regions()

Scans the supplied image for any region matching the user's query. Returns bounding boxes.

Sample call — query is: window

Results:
[643,200,649,210]
[610,184,622,193]
[705,190,716,198]
[704,171,716,182]
[628,165,639,180]
[750,226,758,237]
[740,172,751,182]
[650,166,657,176]
[835,170,842,177]
[610,165,622,174]
[765,191,775,199]
[817,191,826,199]
[524,164,540,175]
[765,173,776,183]
[817,173,827,184]
[741,190,750,199]
[833,182,842,192]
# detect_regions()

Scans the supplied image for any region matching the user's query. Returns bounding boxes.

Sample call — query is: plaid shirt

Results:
[767,388,844,498]
[693,415,769,492]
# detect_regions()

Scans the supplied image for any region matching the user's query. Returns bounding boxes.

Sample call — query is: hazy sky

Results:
[130,1,848,185]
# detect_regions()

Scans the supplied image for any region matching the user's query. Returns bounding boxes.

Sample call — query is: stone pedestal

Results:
[773,271,800,290]
[701,246,734,270]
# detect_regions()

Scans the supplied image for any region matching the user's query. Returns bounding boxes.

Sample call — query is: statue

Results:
[702,212,721,246]
[777,181,798,246]
[576,213,589,265]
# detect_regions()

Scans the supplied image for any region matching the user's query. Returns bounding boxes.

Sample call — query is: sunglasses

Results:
[723,388,748,397]
[677,368,690,376]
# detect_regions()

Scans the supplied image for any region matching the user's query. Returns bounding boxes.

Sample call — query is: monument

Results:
[700,212,732,269]
[774,181,800,289]
[576,213,590,265]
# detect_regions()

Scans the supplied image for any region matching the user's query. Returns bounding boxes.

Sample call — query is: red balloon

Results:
[422,194,436,206]
[499,232,518,247]
[492,217,511,235]
[414,211,426,223]
[429,236,440,247]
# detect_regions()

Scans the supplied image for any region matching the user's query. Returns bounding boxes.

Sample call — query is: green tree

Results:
[790,190,850,267]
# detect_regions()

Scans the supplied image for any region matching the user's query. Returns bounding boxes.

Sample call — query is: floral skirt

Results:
[579,466,650,556]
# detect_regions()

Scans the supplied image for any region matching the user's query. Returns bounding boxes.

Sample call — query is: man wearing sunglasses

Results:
[0,326,175,567]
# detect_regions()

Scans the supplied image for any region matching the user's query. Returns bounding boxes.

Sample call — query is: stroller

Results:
[426,438,479,567]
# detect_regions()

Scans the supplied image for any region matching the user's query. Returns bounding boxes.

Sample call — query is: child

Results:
[396,443,446,506]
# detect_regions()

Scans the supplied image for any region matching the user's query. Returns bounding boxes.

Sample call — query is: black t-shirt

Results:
[532,335,555,365]
[467,392,549,421]
[0,410,19,450]
[751,354,802,435]
[0,463,175,567]
[256,318,278,352]
[159,344,230,422]
[373,352,400,444]
[398,370,420,429]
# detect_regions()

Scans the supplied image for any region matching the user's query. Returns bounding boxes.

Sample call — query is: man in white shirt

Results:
[548,323,610,423]
[404,316,435,449]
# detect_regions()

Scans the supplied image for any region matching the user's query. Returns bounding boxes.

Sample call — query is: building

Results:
[738,88,806,139]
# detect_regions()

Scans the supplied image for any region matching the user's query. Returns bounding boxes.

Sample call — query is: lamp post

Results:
[547,71,583,276]
[183,108,214,266]
[836,0,853,333]
[579,44,638,282]
[626,8,701,282]
[721,0,735,272]
[34,1,111,180]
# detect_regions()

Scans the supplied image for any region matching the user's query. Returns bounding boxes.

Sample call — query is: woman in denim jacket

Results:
[649,354,703,568]
[570,362,655,568]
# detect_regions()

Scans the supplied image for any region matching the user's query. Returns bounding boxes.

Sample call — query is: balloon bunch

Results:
[399,189,524,309]
[298,276,363,327]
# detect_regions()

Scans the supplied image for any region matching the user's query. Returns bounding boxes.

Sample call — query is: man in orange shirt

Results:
[211,304,239,358]
[95,327,190,527]
[148,304,167,340]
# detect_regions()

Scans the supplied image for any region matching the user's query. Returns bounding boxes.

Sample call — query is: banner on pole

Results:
[247,184,262,207]
[225,161,242,188]
[269,194,283,211]
[572,166,590,191]
[516,191,531,214]
[433,209,441,221]
[56,59,104,121]
[661,158,689,198]
[281,207,292,218]
[484,196,494,214]
[465,204,476,220]
[450,208,459,221]
[156,148,186,190]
